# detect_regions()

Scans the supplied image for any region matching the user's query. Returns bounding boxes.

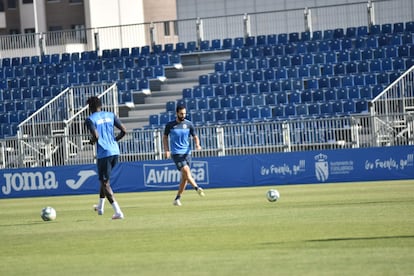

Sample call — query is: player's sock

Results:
[174,195,181,200]
[99,198,105,209]
[112,201,122,214]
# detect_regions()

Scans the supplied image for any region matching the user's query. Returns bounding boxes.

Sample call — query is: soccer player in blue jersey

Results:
[163,105,205,206]
[85,96,126,219]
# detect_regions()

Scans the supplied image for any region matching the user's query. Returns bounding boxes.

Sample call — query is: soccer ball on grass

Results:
[41,206,57,221]
[266,189,280,202]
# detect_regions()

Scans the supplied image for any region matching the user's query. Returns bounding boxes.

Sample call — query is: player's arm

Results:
[114,116,126,141]
[193,135,202,150]
[190,124,201,150]
[85,118,98,144]
[163,134,170,158]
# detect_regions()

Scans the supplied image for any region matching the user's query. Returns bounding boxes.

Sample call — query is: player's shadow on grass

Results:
[307,235,414,242]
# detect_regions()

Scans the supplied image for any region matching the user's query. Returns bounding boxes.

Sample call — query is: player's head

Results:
[176,105,187,122]
[86,96,102,113]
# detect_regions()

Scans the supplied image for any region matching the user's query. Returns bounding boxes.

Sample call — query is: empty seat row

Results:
[230,39,414,61]
[149,98,369,127]
[0,66,163,90]
[213,58,410,82]
[0,54,178,77]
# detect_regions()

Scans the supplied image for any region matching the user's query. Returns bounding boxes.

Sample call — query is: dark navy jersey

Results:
[164,119,196,154]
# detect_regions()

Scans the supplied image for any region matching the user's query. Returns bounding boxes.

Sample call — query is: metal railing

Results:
[1,112,413,169]
[0,0,412,59]
[14,84,118,167]
[370,65,414,146]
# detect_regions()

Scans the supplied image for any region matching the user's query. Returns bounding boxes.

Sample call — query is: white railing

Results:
[14,84,117,167]
[0,0,411,59]
[370,65,414,146]
[1,113,412,169]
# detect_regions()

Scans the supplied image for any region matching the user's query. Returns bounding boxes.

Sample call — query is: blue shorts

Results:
[172,154,191,171]
[97,155,118,181]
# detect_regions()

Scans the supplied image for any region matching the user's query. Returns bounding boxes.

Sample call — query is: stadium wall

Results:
[1,146,413,199]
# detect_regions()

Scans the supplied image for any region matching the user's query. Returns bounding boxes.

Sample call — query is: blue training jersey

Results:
[164,119,196,154]
[85,111,121,159]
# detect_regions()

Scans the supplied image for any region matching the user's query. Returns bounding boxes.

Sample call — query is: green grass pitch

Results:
[1,180,413,275]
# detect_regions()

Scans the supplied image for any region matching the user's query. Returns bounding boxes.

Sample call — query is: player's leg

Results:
[105,156,123,219]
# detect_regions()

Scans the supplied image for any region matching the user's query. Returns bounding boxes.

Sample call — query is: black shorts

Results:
[172,154,191,171]
[97,155,118,181]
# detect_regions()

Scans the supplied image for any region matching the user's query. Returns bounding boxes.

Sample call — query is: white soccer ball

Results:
[41,206,57,221]
[266,189,280,202]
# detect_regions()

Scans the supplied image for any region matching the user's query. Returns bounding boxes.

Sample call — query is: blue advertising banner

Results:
[1,146,413,199]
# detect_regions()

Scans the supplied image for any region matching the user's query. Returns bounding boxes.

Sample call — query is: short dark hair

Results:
[86,96,102,112]
[176,105,186,113]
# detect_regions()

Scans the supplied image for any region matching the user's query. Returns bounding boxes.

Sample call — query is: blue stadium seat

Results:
[381,23,392,34]
[233,37,244,48]
[349,49,362,61]
[369,60,382,72]
[267,34,277,45]
[309,64,320,77]
[319,102,333,115]
[269,81,281,93]
[401,33,413,44]
[329,39,341,51]
[357,60,369,73]
[312,30,322,41]
[341,75,354,87]
[273,105,285,117]
[336,87,348,100]
[220,96,231,108]
[348,87,360,99]
[325,52,336,63]
[318,40,330,52]
[208,97,220,109]
[221,38,232,50]
[226,108,238,121]
[307,102,320,116]
[355,99,368,113]
[366,36,378,48]
[214,84,226,96]
[259,81,270,93]
[345,27,357,38]
[247,82,259,94]
[355,37,366,49]
[334,63,345,75]
[312,89,325,102]
[378,35,390,47]
[359,86,372,99]
[324,88,336,101]
[301,31,311,41]
[245,36,256,47]
[214,109,226,122]
[405,21,414,32]
[197,98,209,109]
[278,33,288,44]
[346,62,357,74]
[323,29,334,40]
[186,98,197,110]
[201,110,214,123]
[318,76,330,88]
[390,34,402,46]
[186,42,197,52]
[370,24,381,35]
[393,22,404,33]
[353,74,365,86]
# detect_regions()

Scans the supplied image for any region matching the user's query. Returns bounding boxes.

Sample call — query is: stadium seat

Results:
[307,103,320,116]
[393,22,404,33]
[345,27,356,38]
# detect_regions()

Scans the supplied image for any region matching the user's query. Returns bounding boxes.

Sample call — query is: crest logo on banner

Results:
[315,153,329,182]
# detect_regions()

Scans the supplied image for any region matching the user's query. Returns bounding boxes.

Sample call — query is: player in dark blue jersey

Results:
[85,96,126,219]
[163,105,205,206]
